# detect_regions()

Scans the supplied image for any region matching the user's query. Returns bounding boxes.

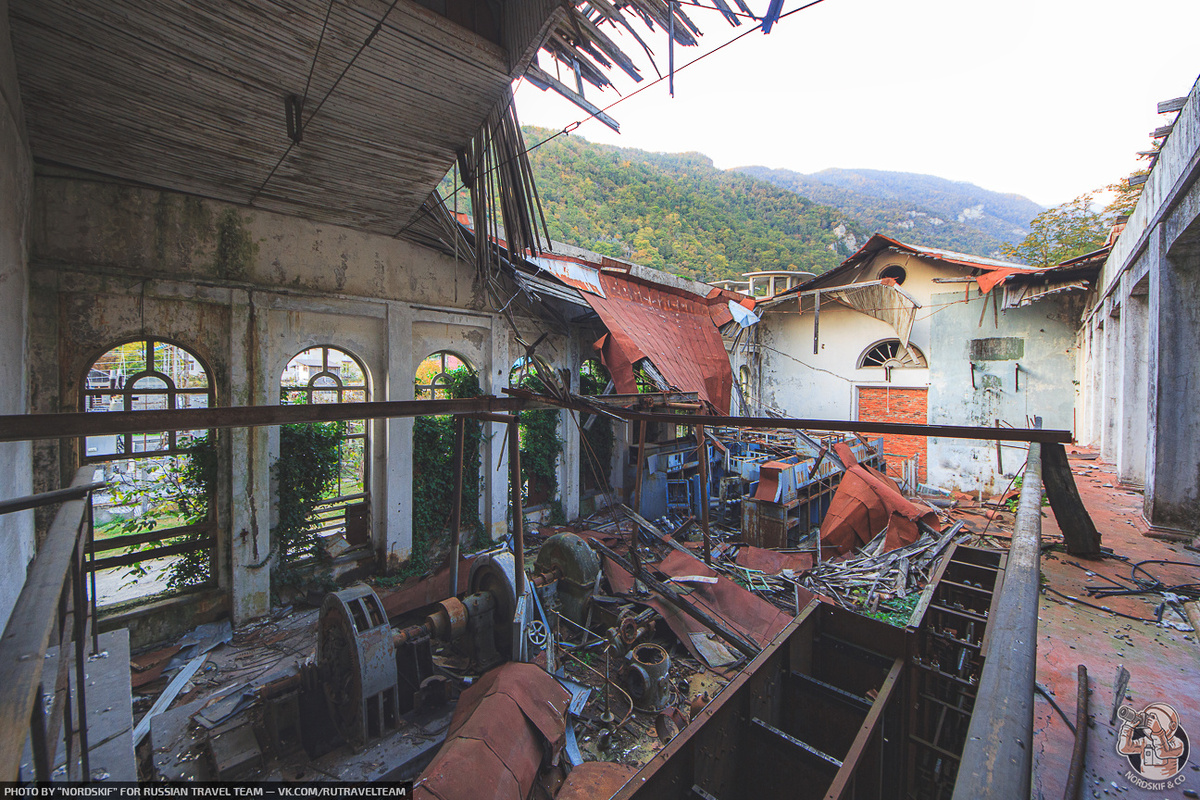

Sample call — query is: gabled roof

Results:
[785,234,1037,296]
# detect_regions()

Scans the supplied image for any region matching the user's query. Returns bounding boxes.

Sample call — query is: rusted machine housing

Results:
[317,585,401,746]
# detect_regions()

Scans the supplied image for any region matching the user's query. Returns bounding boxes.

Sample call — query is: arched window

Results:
[83,339,211,460]
[412,352,483,559]
[511,358,561,507]
[415,351,470,399]
[81,339,216,604]
[281,346,370,541]
[858,339,927,369]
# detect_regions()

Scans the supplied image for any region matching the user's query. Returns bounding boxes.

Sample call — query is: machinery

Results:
[260,535,600,755]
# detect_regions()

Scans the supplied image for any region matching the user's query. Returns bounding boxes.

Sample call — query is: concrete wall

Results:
[0,0,33,629]
[26,176,531,624]
[1084,74,1200,535]
[926,290,1083,493]
[743,249,1086,494]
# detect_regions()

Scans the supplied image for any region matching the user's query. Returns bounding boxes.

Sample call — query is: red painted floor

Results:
[1029,454,1200,799]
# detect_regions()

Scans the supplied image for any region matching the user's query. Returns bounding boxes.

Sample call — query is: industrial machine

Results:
[258,535,600,756]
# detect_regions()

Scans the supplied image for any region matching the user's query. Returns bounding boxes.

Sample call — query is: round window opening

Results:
[879,265,907,285]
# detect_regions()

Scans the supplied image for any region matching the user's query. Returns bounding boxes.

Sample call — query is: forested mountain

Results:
[517,128,865,282]
[733,167,1045,258]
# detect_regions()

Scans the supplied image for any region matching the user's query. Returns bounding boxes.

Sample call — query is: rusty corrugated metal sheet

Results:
[604,549,797,673]
[529,254,607,297]
[415,662,571,800]
[585,272,738,413]
[734,545,812,575]
[819,442,940,556]
[556,762,639,800]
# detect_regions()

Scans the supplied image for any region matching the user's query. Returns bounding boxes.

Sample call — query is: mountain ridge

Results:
[732,166,1044,258]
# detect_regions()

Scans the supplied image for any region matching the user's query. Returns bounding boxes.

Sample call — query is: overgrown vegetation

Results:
[271,421,343,592]
[410,368,485,577]
[105,435,216,591]
[578,361,614,493]
[516,371,563,508]
[1002,169,1148,266]
[442,128,862,281]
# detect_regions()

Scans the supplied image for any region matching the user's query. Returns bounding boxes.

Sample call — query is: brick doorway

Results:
[857,386,927,484]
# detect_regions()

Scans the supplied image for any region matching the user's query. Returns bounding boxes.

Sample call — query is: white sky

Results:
[514,0,1200,208]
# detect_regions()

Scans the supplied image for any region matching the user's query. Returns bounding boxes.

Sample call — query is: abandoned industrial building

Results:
[0,1,1198,798]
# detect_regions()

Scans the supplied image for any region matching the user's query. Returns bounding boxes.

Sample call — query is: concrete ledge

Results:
[98,588,228,652]
[1135,514,1195,543]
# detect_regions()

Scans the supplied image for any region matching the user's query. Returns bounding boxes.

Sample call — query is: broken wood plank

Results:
[1041,442,1101,557]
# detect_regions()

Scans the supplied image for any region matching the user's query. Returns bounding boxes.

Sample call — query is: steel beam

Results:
[0,397,546,443]
[952,443,1042,800]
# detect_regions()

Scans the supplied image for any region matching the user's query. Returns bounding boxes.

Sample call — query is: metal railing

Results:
[0,467,105,781]
[952,443,1042,800]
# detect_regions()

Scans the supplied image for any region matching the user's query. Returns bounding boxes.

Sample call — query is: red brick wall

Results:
[857,387,927,483]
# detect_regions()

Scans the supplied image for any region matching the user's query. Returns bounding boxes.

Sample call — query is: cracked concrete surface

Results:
[1028,451,1200,799]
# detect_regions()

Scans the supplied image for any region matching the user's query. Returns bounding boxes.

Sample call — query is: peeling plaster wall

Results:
[746,250,1085,495]
[926,290,1083,493]
[26,176,514,625]
[0,0,33,629]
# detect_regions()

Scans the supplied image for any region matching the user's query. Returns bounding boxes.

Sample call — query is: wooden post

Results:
[508,419,525,598]
[1041,442,1101,557]
[696,425,712,567]
[448,415,466,599]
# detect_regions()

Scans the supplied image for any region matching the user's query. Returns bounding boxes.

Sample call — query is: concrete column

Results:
[384,302,414,567]
[485,316,510,542]
[561,336,581,521]
[228,289,271,623]
[1145,233,1200,534]
[1087,320,1104,448]
[1099,303,1121,462]
[1116,286,1149,486]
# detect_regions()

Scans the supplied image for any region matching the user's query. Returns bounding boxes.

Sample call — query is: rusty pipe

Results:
[508,419,525,599]
[1063,665,1089,800]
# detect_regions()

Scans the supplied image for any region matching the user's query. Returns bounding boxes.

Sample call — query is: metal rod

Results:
[995,419,1003,475]
[953,441,1042,800]
[506,389,1073,444]
[508,420,525,599]
[629,420,648,583]
[1063,665,1089,800]
[812,289,820,354]
[589,539,760,659]
[448,416,466,599]
[0,481,106,516]
[633,420,648,513]
[695,425,712,567]
[0,396,544,444]
[87,499,98,656]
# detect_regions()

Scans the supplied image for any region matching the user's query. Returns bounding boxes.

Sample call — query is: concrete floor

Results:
[1030,453,1200,799]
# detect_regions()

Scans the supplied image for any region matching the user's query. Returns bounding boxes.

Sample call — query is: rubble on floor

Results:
[119,437,1198,799]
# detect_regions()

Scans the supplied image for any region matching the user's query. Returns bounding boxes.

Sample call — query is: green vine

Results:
[517,372,563,505]
[578,362,614,492]
[271,421,343,592]
[410,368,485,577]
[103,436,217,592]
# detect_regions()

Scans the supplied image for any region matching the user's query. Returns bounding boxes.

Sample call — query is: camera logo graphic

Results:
[1116,702,1190,783]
